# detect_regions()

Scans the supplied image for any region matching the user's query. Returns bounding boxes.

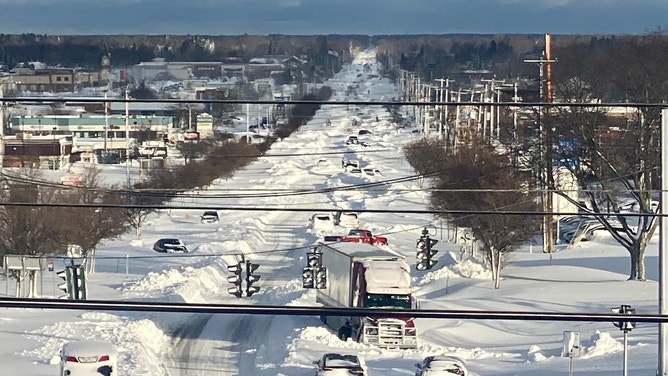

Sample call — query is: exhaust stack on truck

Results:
[314,241,417,348]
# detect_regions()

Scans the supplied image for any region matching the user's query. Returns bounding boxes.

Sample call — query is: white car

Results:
[313,353,366,376]
[60,340,118,376]
[310,213,335,233]
[334,211,359,229]
[200,210,220,224]
[414,355,469,376]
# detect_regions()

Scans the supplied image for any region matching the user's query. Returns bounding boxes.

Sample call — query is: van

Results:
[60,340,118,376]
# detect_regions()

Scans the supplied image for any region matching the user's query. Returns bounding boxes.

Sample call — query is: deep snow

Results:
[0,48,662,376]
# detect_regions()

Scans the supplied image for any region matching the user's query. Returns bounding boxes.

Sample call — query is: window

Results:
[56,77,62,82]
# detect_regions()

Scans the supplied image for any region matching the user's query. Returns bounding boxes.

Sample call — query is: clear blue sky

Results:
[0,0,665,35]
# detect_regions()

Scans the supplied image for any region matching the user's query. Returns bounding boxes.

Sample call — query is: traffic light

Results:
[315,267,327,289]
[303,249,327,289]
[416,230,439,271]
[302,267,315,289]
[307,251,322,267]
[227,262,243,298]
[56,268,73,299]
[245,261,261,297]
[612,305,636,331]
[71,265,87,300]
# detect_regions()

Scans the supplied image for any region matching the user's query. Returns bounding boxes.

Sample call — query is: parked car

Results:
[313,353,366,376]
[60,340,118,376]
[346,135,360,145]
[153,238,188,253]
[341,158,360,169]
[310,213,335,233]
[200,210,220,224]
[333,211,359,229]
[414,355,469,376]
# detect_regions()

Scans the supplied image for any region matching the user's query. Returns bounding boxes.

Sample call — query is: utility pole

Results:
[659,108,668,376]
[125,89,130,190]
[435,78,453,142]
[103,91,108,157]
[524,33,557,254]
[481,77,505,139]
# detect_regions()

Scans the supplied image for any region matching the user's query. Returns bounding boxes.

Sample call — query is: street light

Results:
[52,126,57,169]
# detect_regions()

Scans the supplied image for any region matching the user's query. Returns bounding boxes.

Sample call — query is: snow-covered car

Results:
[333,211,359,229]
[341,158,360,169]
[200,210,220,223]
[414,355,469,376]
[60,340,118,376]
[313,353,366,376]
[310,213,335,233]
[346,135,360,145]
[153,238,188,253]
[363,168,381,176]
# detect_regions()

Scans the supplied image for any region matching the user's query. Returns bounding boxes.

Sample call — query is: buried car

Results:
[313,353,366,376]
[153,238,189,253]
[200,210,220,223]
[60,340,118,376]
[414,355,470,376]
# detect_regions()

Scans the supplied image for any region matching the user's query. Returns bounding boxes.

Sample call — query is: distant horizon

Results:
[0,0,665,36]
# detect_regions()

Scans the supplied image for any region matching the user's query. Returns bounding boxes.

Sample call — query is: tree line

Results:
[402,29,668,286]
[0,34,364,69]
[0,86,333,265]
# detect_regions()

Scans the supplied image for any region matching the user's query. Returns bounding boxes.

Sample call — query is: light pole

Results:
[52,126,57,169]
[104,91,108,156]
[125,89,130,189]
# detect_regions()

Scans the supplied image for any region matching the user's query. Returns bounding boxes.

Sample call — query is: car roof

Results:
[158,238,181,243]
[323,353,360,366]
[426,355,466,364]
[202,211,218,215]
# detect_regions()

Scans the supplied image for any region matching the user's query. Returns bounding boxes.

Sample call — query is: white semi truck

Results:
[315,241,417,348]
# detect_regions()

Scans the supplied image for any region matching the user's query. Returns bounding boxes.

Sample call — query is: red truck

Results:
[315,241,417,348]
[323,229,388,245]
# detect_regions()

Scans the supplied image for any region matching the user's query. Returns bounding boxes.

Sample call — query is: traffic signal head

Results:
[56,268,73,299]
[302,267,315,289]
[227,262,243,298]
[306,251,322,267]
[315,267,327,289]
[73,265,87,300]
[245,261,261,297]
[416,236,438,271]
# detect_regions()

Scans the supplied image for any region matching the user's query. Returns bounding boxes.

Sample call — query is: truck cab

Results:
[315,242,417,349]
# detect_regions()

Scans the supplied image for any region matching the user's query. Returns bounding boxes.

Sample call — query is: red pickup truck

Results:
[323,229,388,245]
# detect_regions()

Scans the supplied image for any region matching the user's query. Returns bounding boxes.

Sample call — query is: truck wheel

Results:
[338,326,351,341]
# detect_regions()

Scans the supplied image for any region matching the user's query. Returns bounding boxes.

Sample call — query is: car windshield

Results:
[162,239,181,245]
[366,294,411,309]
[324,354,360,368]
[202,212,217,217]
[427,359,464,372]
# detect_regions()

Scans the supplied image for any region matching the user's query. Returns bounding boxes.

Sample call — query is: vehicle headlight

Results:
[405,328,416,336]
[365,327,378,335]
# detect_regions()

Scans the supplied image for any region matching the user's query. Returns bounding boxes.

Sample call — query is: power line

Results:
[0,297,661,324]
[0,201,658,218]
[4,96,668,109]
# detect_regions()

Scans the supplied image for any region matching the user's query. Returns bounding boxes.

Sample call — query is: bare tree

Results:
[404,136,539,288]
[549,32,668,280]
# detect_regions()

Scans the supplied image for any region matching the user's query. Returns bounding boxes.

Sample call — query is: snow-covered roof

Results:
[363,259,411,294]
[322,242,403,261]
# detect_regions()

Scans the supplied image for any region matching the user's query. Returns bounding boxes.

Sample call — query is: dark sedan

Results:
[153,238,188,253]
